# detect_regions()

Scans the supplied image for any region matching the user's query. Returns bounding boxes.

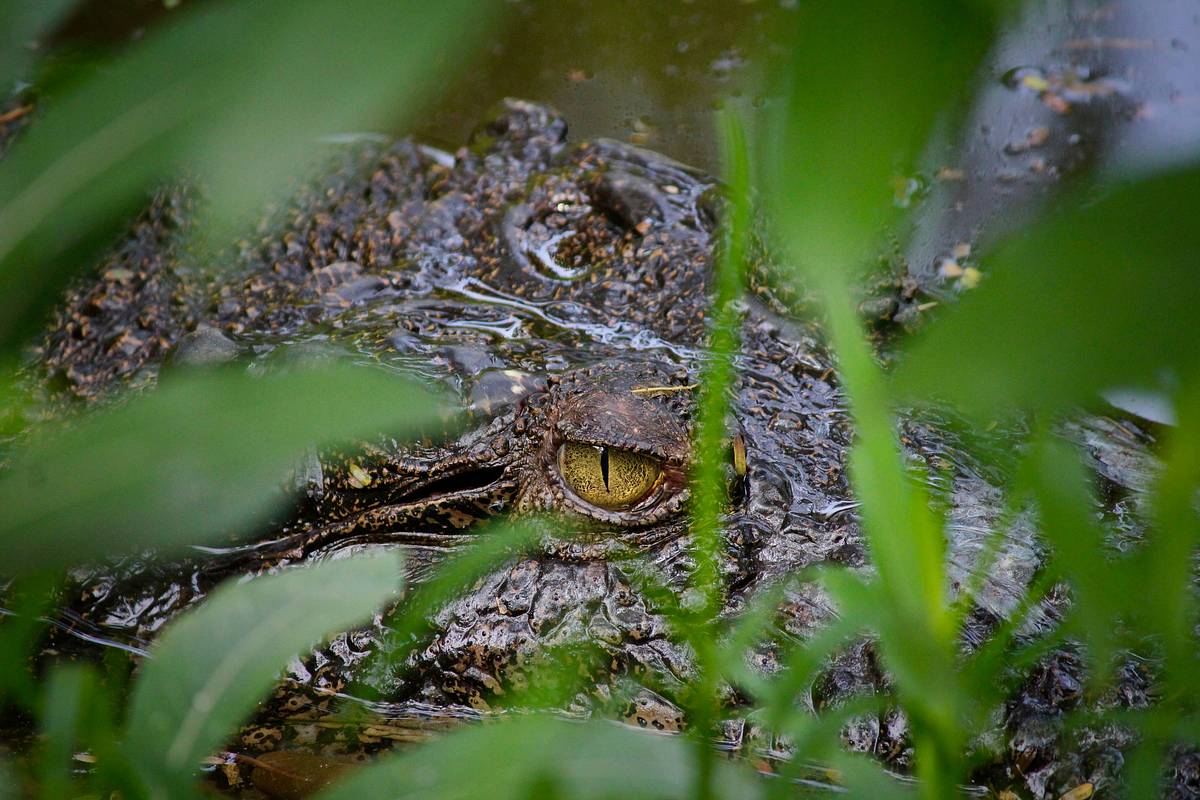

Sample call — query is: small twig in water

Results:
[0,105,33,125]
[630,384,699,395]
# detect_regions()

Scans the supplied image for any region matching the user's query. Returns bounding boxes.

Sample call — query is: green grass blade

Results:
[681,107,752,800]
[1019,434,1124,684]
[895,167,1200,417]
[0,574,58,709]
[36,664,95,799]
[315,715,764,800]
[0,364,446,575]
[762,3,1004,793]
[765,0,997,272]
[0,0,78,90]
[124,551,403,798]
[365,519,545,688]
[1137,380,1200,688]
[0,758,14,800]
[690,107,751,617]
[0,0,500,348]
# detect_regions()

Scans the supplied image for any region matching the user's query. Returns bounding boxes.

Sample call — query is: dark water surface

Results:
[55,0,1200,195]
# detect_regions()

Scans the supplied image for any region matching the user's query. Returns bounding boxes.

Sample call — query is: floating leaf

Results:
[124,551,403,798]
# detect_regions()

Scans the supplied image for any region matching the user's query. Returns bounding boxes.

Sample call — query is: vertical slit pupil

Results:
[599,446,610,490]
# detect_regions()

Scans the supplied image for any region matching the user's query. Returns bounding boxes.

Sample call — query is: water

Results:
[55,0,1200,228]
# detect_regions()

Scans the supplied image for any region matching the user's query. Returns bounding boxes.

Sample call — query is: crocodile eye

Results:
[557,442,662,511]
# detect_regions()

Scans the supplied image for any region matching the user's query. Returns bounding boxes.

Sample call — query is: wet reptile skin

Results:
[23,101,1179,795]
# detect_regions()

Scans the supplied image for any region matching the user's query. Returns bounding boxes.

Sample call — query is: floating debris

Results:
[1059,783,1095,800]
[346,462,372,489]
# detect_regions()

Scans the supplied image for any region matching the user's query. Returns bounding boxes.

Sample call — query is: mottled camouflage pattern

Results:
[27,101,1178,797]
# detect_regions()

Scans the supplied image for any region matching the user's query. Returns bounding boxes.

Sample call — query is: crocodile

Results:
[20,100,1177,796]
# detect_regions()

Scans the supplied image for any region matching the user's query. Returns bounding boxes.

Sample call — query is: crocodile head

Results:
[47,101,955,720]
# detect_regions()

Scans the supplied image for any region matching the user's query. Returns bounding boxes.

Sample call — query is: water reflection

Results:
[407,0,793,172]
[905,0,1200,288]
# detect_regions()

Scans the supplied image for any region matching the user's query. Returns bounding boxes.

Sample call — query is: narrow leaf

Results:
[765,0,996,272]
[0,0,499,347]
[316,715,763,800]
[124,551,403,797]
[895,167,1200,416]
[0,365,447,574]
[0,0,78,91]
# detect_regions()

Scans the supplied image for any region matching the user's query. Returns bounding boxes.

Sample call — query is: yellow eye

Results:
[557,442,663,511]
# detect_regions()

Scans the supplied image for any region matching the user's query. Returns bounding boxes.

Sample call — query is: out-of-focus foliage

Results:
[758,0,1200,797]
[357,519,549,694]
[0,366,446,574]
[1,0,1198,798]
[762,2,1008,796]
[318,715,764,800]
[0,0,498,347]
[0,0,77,89]
[764,0,997,273]
[895,166,1200,416]
[125,553,402,798]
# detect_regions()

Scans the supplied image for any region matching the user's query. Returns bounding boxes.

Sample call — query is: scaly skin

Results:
[28,100,1170,796]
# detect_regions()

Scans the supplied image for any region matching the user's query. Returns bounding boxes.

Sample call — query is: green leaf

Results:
[1133,380,1200,692]
[316,715,764,800]
[0,0,78,91]
[761,6,1005,795]
[894,166,1200,416]
[833,753,913,800]
[0,573,59,708]
[0,0,500,347]
[765,0,997,273]
[0,758,15,800]
[0,364,447,574]
[37,664,96,799]
[124,551,403,798]
[1019,435,1124,684]
[368,519,544,683]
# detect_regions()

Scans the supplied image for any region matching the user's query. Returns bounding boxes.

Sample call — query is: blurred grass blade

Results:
[0,0,500,347]
[1134,379,1200,690]
[1020,435,1124,683]
[0,0,78,91]
[895,167,1200,416]
[679,109,751,792]
[832,753,912,800]
[124,551,402,798]
[690,107,750,614]
[0,758,14,800]
[715,577,799,694]
[0,364,447,574]
[766,696,892,799]
[37,664,96,799]
[765,0,997,272]
[0,574,58,708]
[316,715,764,800]
[763,4,1003,795]
[368,519,543,683]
